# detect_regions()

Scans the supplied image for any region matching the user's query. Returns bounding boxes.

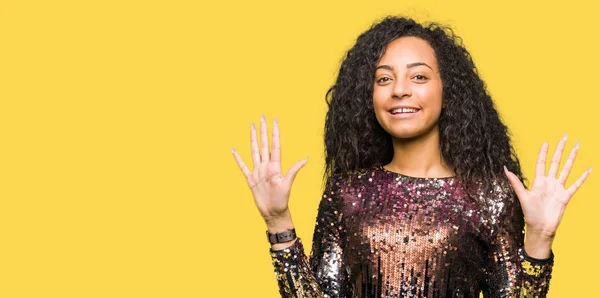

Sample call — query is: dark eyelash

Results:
[376,75,427,83]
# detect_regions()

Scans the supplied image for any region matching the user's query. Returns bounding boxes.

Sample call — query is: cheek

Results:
[372,87,386,105]
[372,92,387,126]
[416,85,443,110]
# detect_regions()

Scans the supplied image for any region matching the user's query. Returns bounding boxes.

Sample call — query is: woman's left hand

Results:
[503,134,592,258]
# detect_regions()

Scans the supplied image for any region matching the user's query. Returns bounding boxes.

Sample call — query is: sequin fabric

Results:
[270,164,553,297]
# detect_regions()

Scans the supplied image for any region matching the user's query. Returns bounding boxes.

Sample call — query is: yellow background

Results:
[1,1,598,297]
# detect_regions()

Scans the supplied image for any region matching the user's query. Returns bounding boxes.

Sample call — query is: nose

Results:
[392,78,411,99]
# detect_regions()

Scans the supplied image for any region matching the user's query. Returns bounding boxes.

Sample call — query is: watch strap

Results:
[266,228,296,244]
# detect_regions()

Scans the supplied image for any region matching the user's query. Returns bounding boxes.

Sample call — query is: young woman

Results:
[231,16,592,297]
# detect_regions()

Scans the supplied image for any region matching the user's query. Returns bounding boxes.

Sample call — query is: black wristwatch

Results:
[266,228,297,244]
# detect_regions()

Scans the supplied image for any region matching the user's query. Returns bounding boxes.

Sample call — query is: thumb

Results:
[504,166,528,203]
[284,156,309,185]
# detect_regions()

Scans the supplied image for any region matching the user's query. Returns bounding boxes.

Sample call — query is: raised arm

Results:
[482,180,553,297]
[233,115,348,297]
[490,135,592,297]
[270,173,346,297]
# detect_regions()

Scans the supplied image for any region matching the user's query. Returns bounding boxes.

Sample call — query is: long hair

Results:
[323,16,525,200]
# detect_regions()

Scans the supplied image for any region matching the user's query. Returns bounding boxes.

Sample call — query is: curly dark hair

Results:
[323,15,525,199]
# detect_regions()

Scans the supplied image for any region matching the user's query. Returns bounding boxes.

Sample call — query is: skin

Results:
[232,116,306,250]
[505,137,592,258]
[231,36,593,256]
[372,36,453,178]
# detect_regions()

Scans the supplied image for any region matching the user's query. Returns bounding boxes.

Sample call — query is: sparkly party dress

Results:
[269,164,553,298]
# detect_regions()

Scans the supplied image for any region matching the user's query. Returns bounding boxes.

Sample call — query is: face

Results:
[373,36,443,140]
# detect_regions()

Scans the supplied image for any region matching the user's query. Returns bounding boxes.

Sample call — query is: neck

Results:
[385,125,454,178]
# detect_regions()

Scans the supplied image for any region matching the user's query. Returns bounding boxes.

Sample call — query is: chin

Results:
[383,124,437,141]
[389,131,422,140]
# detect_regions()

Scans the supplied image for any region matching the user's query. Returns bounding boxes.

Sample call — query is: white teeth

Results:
[391,108,418,114]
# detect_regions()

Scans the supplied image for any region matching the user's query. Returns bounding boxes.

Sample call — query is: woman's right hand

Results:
[231,115,309,227]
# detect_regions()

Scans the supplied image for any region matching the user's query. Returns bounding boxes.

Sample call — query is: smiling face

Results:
[373,36,443,140]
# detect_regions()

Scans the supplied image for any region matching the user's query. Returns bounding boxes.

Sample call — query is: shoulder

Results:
[468,176,522,224]
[320,165,387,213]
[321,164,390,203]
[464,175,516,203]
[461,176,524,239]
[326,164,388,189]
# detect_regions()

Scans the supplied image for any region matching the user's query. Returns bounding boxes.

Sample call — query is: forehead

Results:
[377,36,438,68]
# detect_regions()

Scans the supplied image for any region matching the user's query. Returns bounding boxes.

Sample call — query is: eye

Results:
[376,77,391,84]
[413,74,428,81]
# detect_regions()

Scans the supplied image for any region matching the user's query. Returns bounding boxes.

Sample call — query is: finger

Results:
[271,118,282,171]
[548,134,568,178]
[566,167,593,198]
[535,142,549,178]
[231,147,251,177]
[504,166,528,203]
[260,114,269,163]
[557,142,579,185]
[250,123,260,168]
[284,156,309,185]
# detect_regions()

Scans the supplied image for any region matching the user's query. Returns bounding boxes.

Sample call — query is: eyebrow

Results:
[375,62,433,71]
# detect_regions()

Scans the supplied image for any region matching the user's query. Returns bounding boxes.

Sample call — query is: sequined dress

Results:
[269,164,553,297]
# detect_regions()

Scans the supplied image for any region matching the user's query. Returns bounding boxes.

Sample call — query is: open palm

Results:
[504,135,592,238]
[231,115,309,221]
